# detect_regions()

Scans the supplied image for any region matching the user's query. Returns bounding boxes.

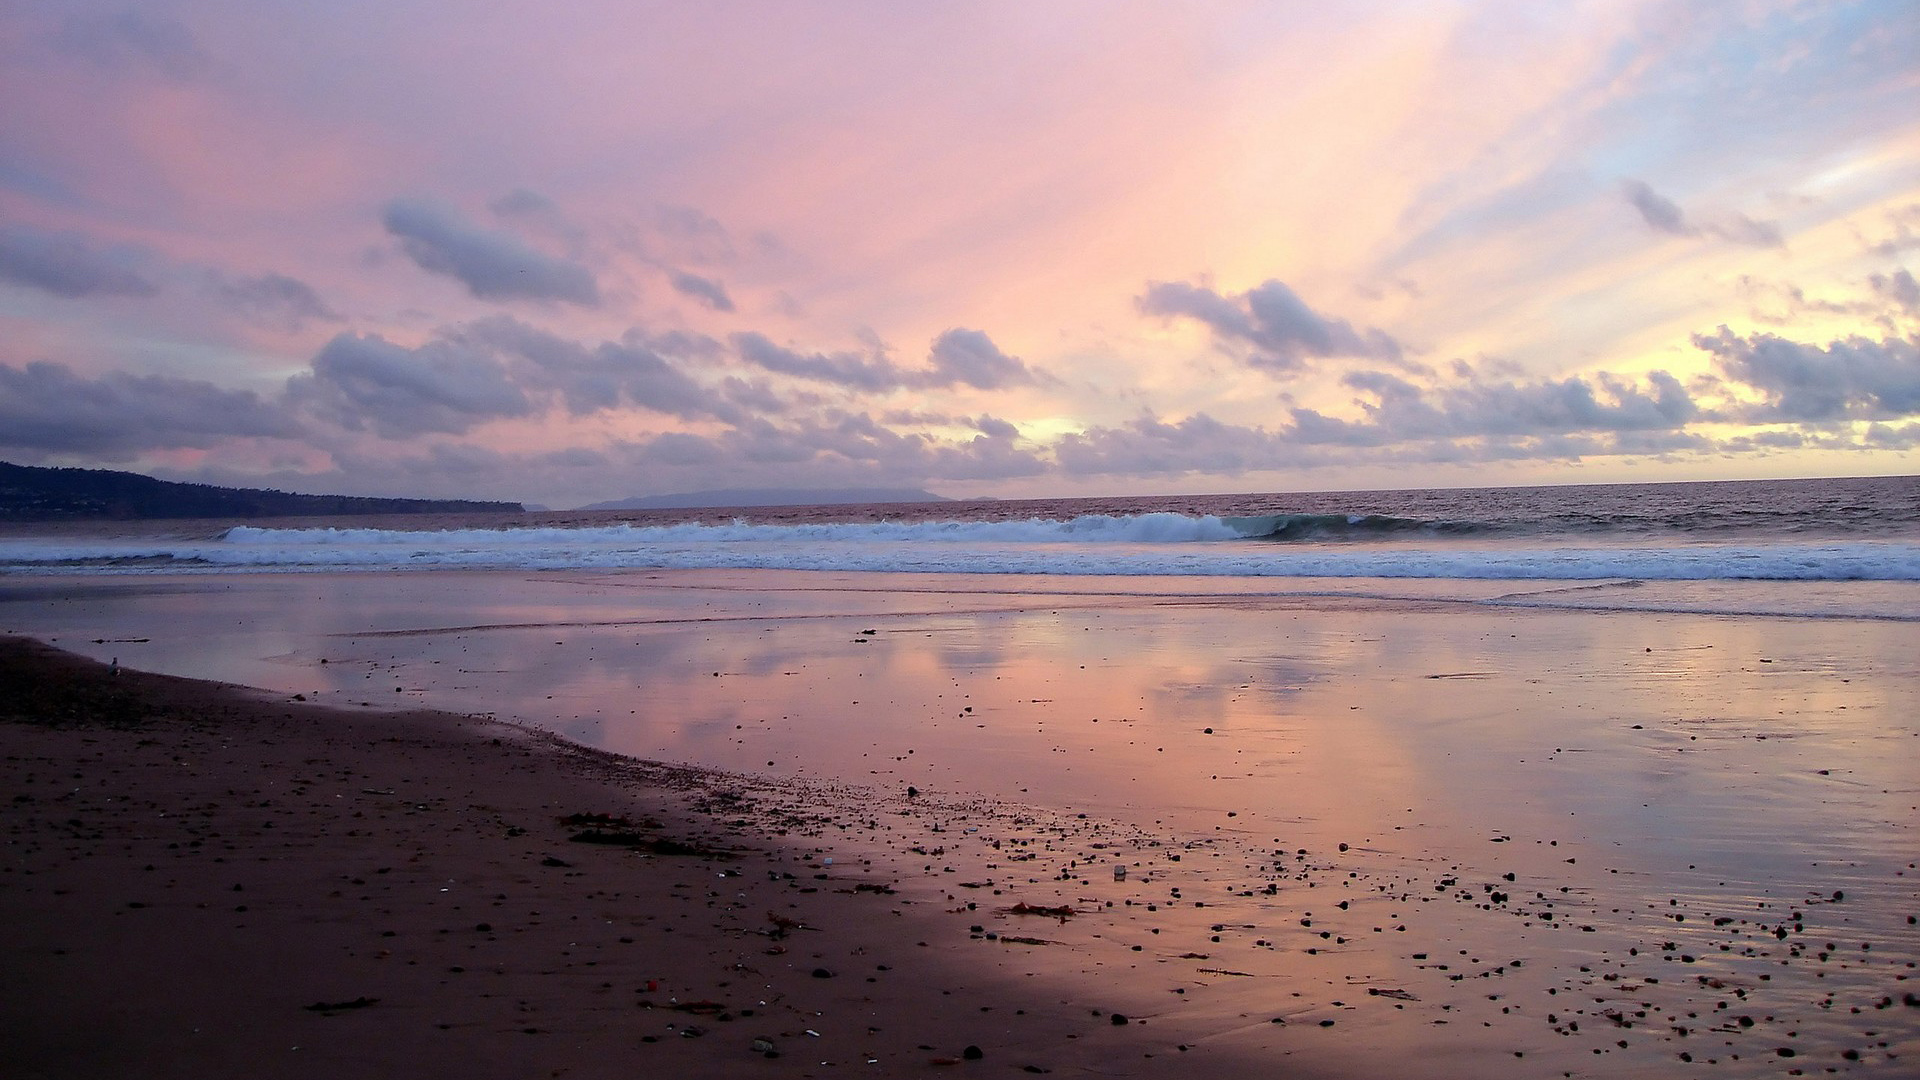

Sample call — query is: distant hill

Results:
[0,461,523,521]
[580,487,949,510]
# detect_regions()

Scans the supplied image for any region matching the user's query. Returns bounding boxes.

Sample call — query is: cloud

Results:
[1621,180,1782,247]
[214,272,340,329]
[973,414,1020,439]
[1055,363,1713,478]
[1051,373,1722,477]
[732,329,1040,392]
[654,205,736,263]
[1862,421,1920,450]
[457,317,738,422]
[718,376,788,415]
[279,407,1046,507]
[0,225,156,299]
[1285,367,1703,447]
[1623,180,1689,236]
[0,360,296,458]
[669,270,735,312]
[635,430,726,467]
[54,10,213,82]
[927,328,1039,389]
[284,319,742,433]
[1867,205,1920,257]
[1056,412,1289,476]
[1712,214,1783,249]
[1693,327,1920,421]
[1870,268,1918,314]
[489,189,558,218]
[614,409,1045,487]
[382,199,599,305]
[732,331,911,392]
[289,332,535,437]
[1137,279,1403,370]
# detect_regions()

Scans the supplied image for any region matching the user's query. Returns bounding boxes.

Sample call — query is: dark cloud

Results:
[1051,383,1720,477]
[457,317,737,422]
[928,430,1044,481]
[1284,367,1702,447]
[1055,362,1713,478]
[927,328,1038,389]
[620,410,1044,486]
[1863,421,1920,449]
[1693,327,1920,421]
[1622,180,1781,247]
[0,225,156,298]
[214,272,340,329]
[289,332,534,437]
[654,205,735,262]
[733,329,1040,393]
[636,431,725,467]
[1056,413,1287,476]
[1719,429,1808,452]
[880,407,958,427]
[55,10,213,82]
[733,331,910,392]
[1623,180,1690,235]
[382,199,599,305]
[973,415,1020,439]
[0,360,296,458]
[1137,279,1402,370]
[670,270,735,312]
[1712,214,1784,248]
[1870,268,1918,313]
[489,189,558,218]
[718,376,788,415]
[280,317,751,441]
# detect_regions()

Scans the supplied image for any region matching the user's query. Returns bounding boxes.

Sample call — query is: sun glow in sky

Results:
[1,0,1915,507]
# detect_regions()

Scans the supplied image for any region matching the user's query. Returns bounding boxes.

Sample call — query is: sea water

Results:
[4,476,1917,604]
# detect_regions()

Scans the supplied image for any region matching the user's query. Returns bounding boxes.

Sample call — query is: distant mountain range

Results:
[0,461,522,521]
[580,487,949,510]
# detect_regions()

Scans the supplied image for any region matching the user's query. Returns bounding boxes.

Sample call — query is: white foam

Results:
[3,519,1917,583]
[219,512,1255,547]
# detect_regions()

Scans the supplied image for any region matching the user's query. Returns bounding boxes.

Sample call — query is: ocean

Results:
[4,474,1916,618]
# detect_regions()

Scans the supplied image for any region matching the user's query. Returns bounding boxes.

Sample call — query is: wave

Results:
[209,511,1463,548]
[1227,512,1471,539]
[221,512,1263,546]
[1,515,1916,581]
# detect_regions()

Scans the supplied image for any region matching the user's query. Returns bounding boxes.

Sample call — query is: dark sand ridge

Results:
[4,629,1916,1078]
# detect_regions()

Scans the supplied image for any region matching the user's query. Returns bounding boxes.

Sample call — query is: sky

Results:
[1,0,1915,508]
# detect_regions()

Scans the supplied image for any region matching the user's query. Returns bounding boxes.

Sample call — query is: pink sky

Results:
[2,1,1916,506]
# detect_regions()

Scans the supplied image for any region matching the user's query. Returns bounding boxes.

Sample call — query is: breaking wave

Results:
[0,512,1915,581]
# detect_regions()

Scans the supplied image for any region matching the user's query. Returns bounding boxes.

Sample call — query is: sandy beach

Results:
[3,569,1917,1077]
[2,636,1243,1079]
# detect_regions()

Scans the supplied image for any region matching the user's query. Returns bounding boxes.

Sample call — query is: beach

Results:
[3,566,1916,1077]
[5,634,1197,1079]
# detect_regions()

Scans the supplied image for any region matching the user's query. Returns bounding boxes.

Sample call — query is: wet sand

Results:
[2,637,1253,1079]
[2,569,1917,1076]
